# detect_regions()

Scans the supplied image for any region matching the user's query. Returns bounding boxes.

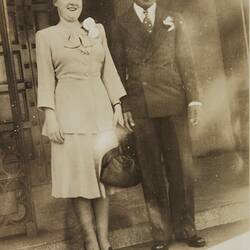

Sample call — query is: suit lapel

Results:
[120,7,150,48]
[144,7,173,60]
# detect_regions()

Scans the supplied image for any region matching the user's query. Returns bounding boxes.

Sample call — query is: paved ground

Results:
[0,153,248,250]
[120,220,250,250]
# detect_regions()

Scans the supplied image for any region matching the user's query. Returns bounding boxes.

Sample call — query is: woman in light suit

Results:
[36,0,126,249]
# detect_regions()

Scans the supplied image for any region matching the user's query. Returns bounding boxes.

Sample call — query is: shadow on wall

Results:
[162,0,248,157]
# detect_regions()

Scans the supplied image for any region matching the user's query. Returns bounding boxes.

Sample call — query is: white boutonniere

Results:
[82,17,99,38]
[163,16,175,32]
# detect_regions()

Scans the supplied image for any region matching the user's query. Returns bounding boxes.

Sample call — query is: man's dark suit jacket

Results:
[110,5,199,118]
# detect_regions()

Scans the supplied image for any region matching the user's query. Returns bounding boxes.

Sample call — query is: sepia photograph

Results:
[0,0,249,249]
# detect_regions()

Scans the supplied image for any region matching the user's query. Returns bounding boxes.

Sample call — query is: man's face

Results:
[54,0,82,22]
[133,0,156,9]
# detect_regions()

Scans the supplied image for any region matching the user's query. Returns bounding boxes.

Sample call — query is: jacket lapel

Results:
[144,7,174,61]
[120,7,151,48]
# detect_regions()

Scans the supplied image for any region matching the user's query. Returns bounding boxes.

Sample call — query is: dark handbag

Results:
[100,131,140,188]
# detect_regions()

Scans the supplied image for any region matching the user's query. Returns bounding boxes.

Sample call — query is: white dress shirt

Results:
[133,2,157,26]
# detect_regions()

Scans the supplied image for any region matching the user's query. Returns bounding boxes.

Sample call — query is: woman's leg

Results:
[92,197,111,250]
[72,197,100,250]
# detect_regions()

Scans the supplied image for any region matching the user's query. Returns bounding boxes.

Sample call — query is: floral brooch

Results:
[163,16,175,32]
[82,17,99,38]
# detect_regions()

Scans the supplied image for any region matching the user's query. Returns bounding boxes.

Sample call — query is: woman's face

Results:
[54,0,82,22]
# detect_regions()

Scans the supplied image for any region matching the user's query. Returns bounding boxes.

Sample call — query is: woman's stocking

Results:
[72,197,100,250]
[92,197,111,250]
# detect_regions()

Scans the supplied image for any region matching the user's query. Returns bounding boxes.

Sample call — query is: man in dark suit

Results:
[110,0,206,249]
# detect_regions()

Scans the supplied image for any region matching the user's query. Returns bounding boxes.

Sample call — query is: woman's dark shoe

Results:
[151,241,169,250]
[108,247,113,250]
[185,235,206,248]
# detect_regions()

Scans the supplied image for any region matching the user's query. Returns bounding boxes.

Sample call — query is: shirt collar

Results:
[133,2,157,24]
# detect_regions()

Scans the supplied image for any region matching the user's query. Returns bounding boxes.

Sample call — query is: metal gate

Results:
[0,0,53,237]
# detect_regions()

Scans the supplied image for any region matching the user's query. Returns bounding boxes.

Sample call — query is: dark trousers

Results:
[134,115,196,242]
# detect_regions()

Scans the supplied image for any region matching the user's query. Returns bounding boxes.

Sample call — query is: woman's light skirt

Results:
[51,130,118,199]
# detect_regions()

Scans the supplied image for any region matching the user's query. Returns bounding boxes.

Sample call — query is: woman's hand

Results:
[45,109,65,144]
[113,104,124,127]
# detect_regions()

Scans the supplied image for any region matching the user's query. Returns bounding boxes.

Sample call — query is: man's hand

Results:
[123,112,135,132]
[188,105,202,126]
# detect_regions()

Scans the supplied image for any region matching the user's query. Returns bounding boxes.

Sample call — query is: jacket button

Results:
[142,81,147,86]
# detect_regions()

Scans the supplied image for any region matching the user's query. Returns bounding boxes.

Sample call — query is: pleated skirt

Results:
[51,130,118,199]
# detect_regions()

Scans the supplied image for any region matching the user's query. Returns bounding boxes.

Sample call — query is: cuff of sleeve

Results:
[37,97,55,111]
[37,104,55,112]
[188,101,202,107]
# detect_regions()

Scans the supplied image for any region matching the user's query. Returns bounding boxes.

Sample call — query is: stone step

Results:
[1,196,248,250]
[0,152,249,250]
[1,183,248,250]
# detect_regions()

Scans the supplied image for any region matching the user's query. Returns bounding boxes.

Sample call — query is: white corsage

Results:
[82,17,99,38]
[163,16,175,32]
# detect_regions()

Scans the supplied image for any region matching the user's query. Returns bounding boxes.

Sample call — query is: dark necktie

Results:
[142,10,153,33]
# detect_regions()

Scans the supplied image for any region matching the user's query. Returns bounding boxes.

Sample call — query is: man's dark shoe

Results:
[185,235,206,248]
[151,241,169,250]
